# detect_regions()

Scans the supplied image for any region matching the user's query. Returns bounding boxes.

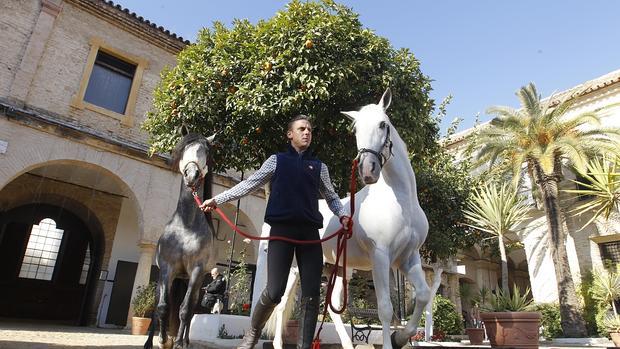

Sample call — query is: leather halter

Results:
[183,160,208,178]
[182,141,210,185]
[356,124,393,167]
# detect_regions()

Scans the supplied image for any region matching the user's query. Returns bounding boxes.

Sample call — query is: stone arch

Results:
[0,159,144,237]
[211,202,260,266]
[0,158,148,325]
[0,202,104,325]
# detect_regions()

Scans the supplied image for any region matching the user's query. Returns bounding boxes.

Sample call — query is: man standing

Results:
[200,115,350,349]
[201,268,225,313]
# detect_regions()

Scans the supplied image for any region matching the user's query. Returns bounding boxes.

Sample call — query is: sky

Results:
[115,0,620,135]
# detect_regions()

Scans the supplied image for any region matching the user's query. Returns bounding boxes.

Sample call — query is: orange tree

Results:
[143,0,475,261]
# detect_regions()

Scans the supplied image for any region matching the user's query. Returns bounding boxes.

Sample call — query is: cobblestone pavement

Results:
[0,320,147,349]
[0,320,615,349]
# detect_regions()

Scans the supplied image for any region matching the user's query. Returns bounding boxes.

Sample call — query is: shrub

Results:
[533,303,562,339]
[132,282,157,318]
[601,313,620,334]
[596,305,614,337]
[420,295,463,335]
[578,272,601,335]
[228,246,251,315]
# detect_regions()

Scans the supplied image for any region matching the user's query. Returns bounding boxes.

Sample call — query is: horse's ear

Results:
[341,111,357,121]
[206,133,216,144]
[379,88,392,111]
[179,123,190,136]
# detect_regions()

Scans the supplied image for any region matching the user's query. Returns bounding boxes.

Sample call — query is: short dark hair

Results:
[287,114,312,131]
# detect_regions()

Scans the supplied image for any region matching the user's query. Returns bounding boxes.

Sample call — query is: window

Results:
[79,244,91,285]
[599,240,620,267]
[19,218,64,281]
[83,51,136,114]
[71,37,148,126]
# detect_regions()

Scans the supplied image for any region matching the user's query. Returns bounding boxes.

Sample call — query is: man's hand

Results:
[340,215,352,230]
[200,198,217,212]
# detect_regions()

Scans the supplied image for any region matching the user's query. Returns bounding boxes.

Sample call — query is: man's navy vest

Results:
[265,145,323,228]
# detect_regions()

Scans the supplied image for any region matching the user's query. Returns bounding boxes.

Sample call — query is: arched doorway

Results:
[0,203,102,325]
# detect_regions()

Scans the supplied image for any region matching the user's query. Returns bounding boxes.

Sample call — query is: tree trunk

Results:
[498,234,509,294]
[534,164,587,337]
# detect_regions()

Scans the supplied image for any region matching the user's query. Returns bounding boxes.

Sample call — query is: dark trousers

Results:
[265,223,323,303]
[202,297,215,313]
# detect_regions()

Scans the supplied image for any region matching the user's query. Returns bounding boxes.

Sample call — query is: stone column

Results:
[9,0,63,103]
[126,242,156,327]
[447,273,462,317]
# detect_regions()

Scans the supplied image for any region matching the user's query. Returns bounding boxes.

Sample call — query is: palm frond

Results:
[555,138,588,173]
[589,265,620,307]
[486,105,521,119]
[464,182,530,237]
[549,98,575,120]
[564,155,620,229]
[517,83,541,120]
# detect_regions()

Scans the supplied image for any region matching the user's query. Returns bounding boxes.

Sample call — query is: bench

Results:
[347,307,381,344]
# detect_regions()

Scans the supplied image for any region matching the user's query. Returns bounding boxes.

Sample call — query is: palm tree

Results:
[565,154,620,230]
[464,182,530,294]
[472,82,620,337]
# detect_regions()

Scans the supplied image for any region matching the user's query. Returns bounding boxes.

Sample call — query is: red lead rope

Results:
[191,159,359,349]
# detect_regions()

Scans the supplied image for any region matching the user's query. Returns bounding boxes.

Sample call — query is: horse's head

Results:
[172,129,216,190]
[342,88,393,185]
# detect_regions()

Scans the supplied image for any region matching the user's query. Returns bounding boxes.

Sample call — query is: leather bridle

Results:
[356,124,393,168]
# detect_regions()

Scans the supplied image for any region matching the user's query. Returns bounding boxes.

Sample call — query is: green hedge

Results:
[533,303,562,339]
[420,294,463,335]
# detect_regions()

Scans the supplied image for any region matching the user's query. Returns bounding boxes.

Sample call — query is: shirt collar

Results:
[287,143,312,158]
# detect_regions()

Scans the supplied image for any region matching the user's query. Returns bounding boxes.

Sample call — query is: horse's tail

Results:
[143,311,157,349]
[143,281,160,349]
[263,275,299,337]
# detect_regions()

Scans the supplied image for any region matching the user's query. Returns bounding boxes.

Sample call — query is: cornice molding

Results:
[65,0,189,54]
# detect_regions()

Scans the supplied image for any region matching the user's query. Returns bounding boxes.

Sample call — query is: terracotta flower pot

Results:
[480,312,541,348]
[610,332,620,347]
[131,316,152,335]
[284,320,299,344]
[466,327,485,345]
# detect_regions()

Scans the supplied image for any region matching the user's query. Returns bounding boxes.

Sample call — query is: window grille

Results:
[599,240,620,267]
[19,218,64,281]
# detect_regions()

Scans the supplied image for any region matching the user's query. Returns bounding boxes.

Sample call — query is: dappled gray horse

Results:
[144,131,216,349]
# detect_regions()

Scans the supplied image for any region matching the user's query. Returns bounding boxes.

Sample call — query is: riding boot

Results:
[236,290,277,349]
[297,296,320,349]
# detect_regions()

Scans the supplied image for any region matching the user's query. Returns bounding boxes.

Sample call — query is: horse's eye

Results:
[379,121,386,129]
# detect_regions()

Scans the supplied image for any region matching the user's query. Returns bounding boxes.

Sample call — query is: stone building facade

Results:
[447,69,620,307]
[0,0,266,327]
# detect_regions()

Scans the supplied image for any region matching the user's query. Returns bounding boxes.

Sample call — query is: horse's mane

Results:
[171,133,209,170]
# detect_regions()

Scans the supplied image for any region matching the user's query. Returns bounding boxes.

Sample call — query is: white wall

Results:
[97,197,143,326]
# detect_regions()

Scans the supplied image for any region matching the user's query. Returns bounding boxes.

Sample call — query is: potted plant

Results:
[461,284,487,345]
[131,282,157,335]
[480,285,540,348]
[466,302,485,345]
[602,313,620,347]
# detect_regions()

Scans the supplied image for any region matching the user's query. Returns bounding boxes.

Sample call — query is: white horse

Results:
[263,88,431,349]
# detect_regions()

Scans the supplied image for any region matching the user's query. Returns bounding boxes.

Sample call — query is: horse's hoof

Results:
[390,331,409,348]
[172,339,190,349]
[158,337,173,349]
